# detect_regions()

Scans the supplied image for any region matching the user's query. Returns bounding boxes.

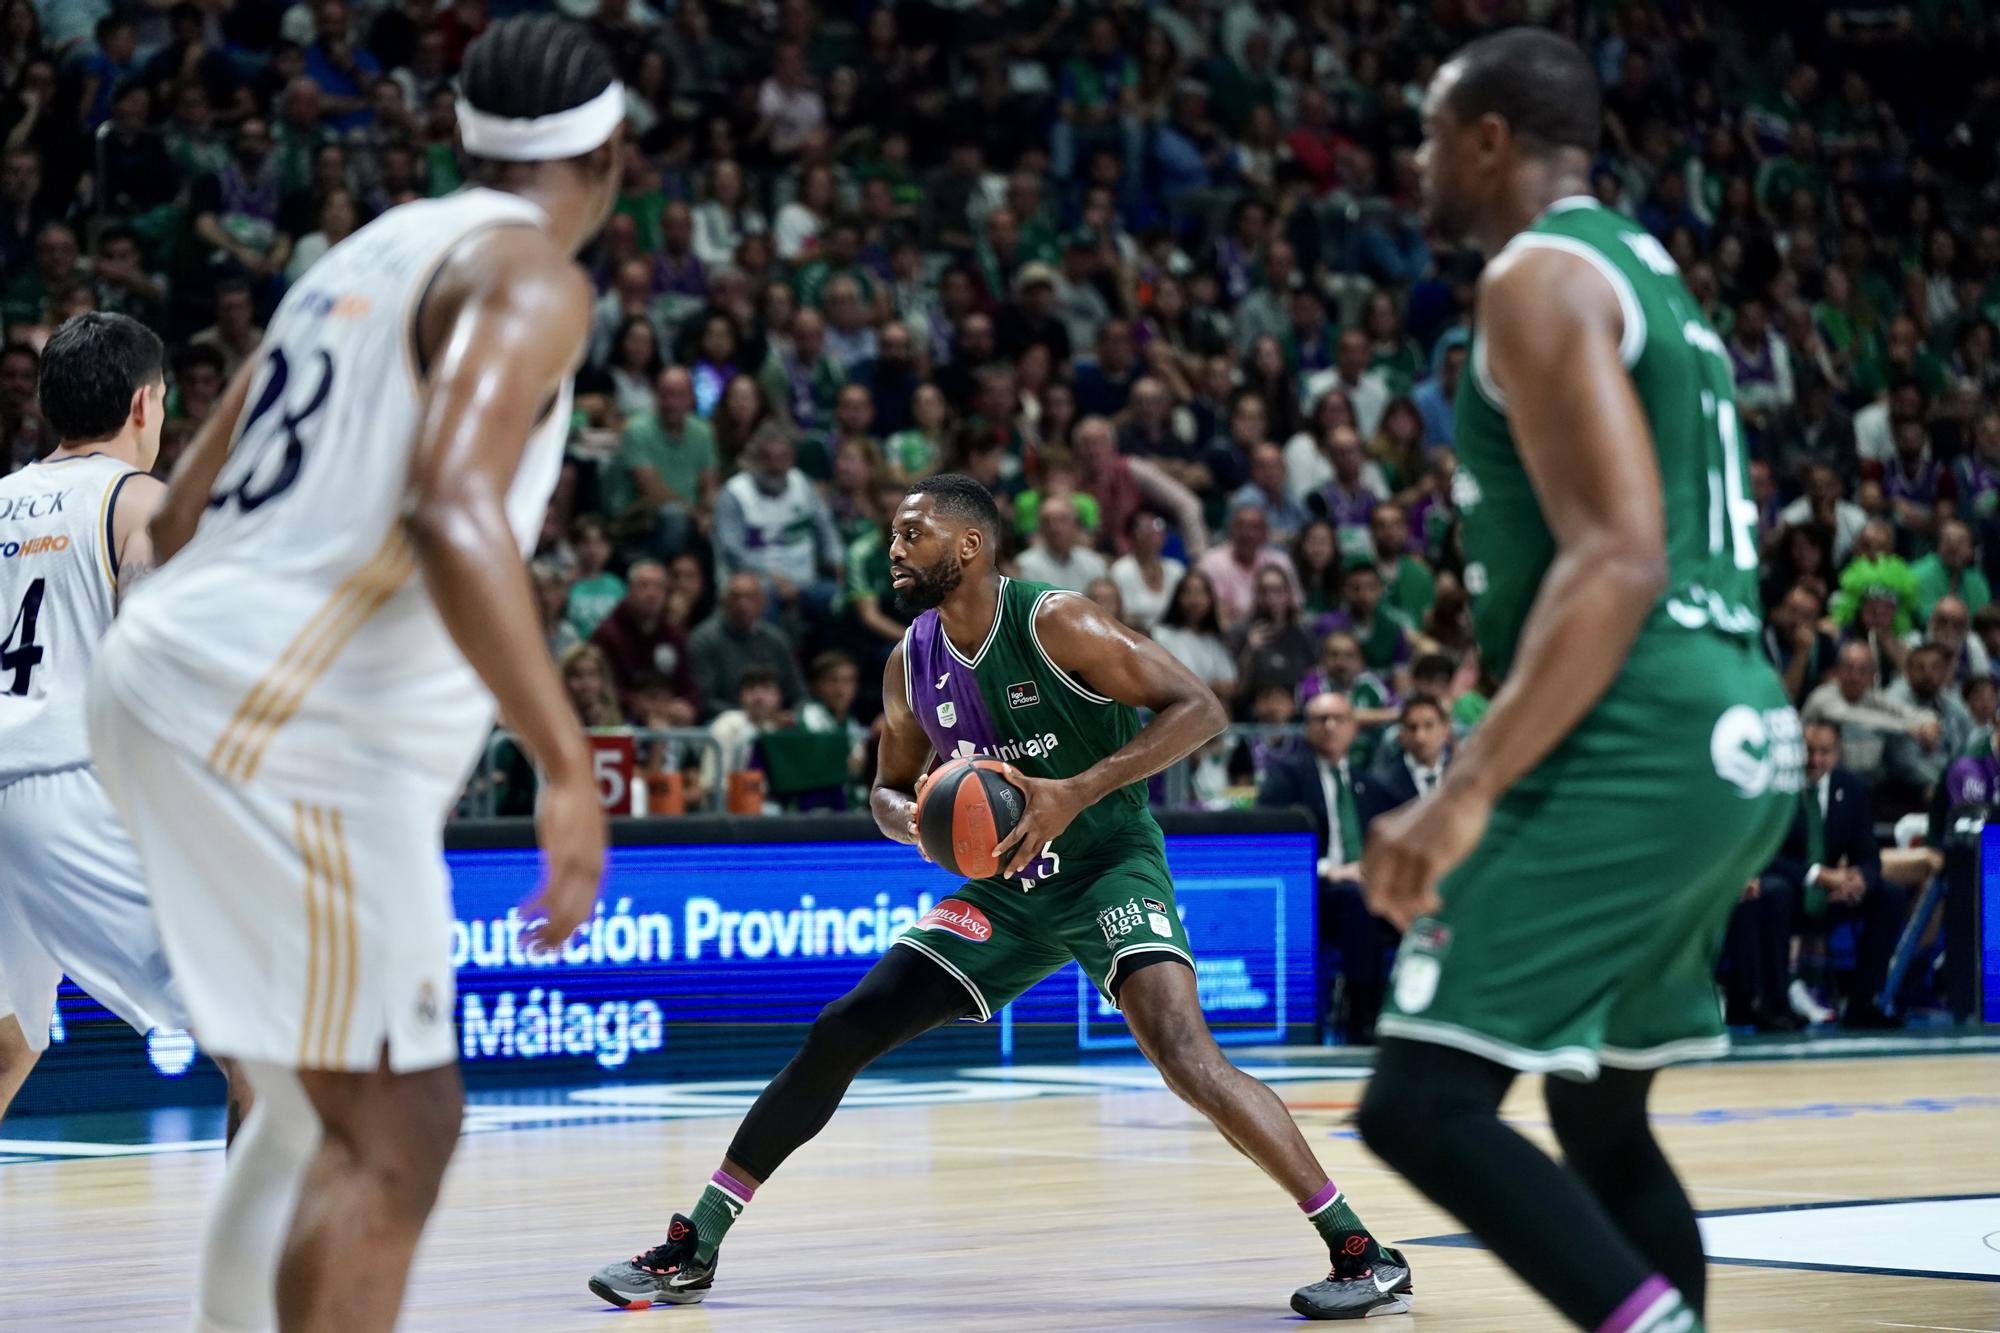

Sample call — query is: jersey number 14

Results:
[1702,391,1759,572]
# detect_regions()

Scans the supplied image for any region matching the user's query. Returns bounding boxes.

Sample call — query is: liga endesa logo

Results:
[915,898,993,943]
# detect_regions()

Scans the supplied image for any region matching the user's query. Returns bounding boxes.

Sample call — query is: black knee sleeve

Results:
[726,946,972,1180]
[1545,1067,1653,1169]
[1357,1037,1511,1176]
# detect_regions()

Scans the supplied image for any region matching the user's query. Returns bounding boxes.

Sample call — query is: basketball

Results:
[916,758,1027,878]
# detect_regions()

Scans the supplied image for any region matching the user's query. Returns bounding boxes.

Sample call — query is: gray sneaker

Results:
[588,1214,717,1310]
[1290,1245,1414,1319]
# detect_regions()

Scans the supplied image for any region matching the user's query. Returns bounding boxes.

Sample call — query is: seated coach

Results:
[1257,689,1395,1044]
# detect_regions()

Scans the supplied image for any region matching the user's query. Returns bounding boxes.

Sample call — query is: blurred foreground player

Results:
[0,313,242,1125]
[1355,29,1801,1333]
[87,17,617,1330]
[592,473,1413,1320]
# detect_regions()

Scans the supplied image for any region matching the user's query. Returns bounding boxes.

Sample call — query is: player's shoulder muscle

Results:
[1479,242,1625,362]
[418,227,594,378]
[1031,587,1141,664]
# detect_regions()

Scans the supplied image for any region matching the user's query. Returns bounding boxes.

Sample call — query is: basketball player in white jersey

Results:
[0,312,232,1120]
[87,17,619,1330]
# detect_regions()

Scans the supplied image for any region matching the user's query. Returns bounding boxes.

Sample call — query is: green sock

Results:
[687,1168,755,1263]
[1299,1180,1379,1259]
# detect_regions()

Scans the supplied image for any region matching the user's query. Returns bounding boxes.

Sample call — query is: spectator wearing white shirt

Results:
[1015,494,1109,591]
[820,275,879,376]
[692,160,768,268]
[714,428,845,624]
[1151,569,1237,703]
[1854,378,1924,469]
[1109,510,1186,633]
[774,163,835,263]
[1802,641,1942,785]
[700,665,792,807]
[1779,463,1870,566]
[1727,298,1795,431]
[1221,0,1297,69]
[756,44,825,159]
[1283,386,1357,503]
[1302,330,1391,438]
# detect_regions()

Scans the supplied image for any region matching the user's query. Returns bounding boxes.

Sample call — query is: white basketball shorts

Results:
[0,765,190,1052]
[87,674,459,1074]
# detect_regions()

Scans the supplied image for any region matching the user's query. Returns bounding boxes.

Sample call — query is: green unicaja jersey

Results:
[904,577,1159,878]
[1455,197,1766,680]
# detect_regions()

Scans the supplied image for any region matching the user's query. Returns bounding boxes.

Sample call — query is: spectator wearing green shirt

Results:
[1315,562,1416,692]
[1368,503,1436,625]
[1812,264,1876,371]
[793,219,882,314]
[842,475,913,680]
[1361,292,1424,397]
[1852,315,1949,402]
[885,383,952,480]
[604,367,719,561]
[613,149,667,252]
[1753,122,1828,217]
[565,515,627,641]
[1913,521,1992,621]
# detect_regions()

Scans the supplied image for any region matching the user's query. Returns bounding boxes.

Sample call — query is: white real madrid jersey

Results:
[0,453,144,783]
[101,188,571,807]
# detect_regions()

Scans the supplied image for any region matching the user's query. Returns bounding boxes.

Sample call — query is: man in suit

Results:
[1257,689,1392,1043]
[1751,719,1908,1028]
[1365,695,1451,809]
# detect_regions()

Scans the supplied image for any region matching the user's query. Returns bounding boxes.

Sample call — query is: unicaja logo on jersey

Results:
[916,899,992,943]
[989,732,1060,763]
[1710,704,1804,798]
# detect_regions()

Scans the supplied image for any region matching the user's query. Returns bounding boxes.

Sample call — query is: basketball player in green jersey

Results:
[1352,29,1802,1333]
[591,474,1415,1319]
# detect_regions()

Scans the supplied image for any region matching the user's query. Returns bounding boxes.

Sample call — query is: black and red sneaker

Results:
[1290,1237,1414,1319]
[588,1214,718,1310]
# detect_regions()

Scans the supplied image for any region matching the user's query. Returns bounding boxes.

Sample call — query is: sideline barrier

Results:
[20,810,1316,1114]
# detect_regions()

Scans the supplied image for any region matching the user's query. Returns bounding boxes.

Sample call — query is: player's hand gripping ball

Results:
[915,758,1027,878]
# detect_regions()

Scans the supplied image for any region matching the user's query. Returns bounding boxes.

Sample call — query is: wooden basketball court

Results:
[2,1049,1996,1330]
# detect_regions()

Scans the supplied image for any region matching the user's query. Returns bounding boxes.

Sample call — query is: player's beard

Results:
[893,553,962,614]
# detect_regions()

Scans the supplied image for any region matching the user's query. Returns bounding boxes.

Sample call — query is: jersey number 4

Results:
[209,347,335,513]
[2,576,45,696]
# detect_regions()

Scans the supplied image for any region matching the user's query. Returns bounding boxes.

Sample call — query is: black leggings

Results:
[725,946,973,1181]
[1357,1039,1706,1330]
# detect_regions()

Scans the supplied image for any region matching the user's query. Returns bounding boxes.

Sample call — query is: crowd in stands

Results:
[6,0,1997,1040]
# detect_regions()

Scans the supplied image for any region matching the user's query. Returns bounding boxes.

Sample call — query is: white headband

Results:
[457,80,626,161]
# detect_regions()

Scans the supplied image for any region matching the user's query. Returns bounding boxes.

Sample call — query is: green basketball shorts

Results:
[1378,633,1802,1078]
[892,831,1193,1020]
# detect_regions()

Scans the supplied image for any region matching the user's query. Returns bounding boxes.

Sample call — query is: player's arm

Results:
[405,230,606,950]
[993,593,1228,877]
[1362,247,1668,929]
[146,351,260,563]
[870,638,934,849]
[108,472,166,607]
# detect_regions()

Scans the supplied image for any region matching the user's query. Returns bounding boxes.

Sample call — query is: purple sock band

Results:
[1298,1180,1341,1215]
[1598,1275,1673,1333]
[711,1168,755,1201]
